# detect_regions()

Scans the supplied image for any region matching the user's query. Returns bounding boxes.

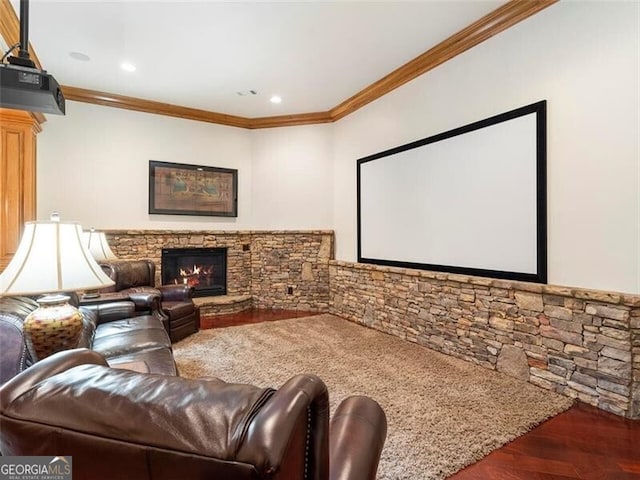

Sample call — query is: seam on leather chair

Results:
[144,447,151,478]
[304,407,311,480]
[235,388,276,456]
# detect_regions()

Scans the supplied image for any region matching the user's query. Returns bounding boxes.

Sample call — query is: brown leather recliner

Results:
[0,349,387,480]
[100,259,200,342]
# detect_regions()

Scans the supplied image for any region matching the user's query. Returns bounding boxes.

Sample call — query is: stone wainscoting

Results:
[328,261,640,419]
[105,230,333,311]
[103,230,640,418]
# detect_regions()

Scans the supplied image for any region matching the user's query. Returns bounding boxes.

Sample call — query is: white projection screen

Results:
[357,101,547,283]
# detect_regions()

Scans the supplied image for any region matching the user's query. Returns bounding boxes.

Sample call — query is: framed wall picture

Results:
[149,160,238,217]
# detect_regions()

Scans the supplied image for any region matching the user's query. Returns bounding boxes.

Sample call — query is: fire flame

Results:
[179,265,201,276]
[174,264,215,288]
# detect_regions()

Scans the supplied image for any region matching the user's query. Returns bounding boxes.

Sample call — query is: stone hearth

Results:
[193,295,253,316]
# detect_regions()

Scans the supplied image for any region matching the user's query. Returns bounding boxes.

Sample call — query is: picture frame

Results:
[149,160,238,217]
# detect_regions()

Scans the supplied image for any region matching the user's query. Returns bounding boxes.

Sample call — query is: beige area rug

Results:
[173,314,573,479]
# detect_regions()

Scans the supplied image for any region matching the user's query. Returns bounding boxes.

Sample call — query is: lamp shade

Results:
[83,230,118,262]
[0,220,115,296]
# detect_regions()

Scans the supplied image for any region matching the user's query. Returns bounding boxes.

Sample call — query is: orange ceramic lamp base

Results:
[23,294,83,361]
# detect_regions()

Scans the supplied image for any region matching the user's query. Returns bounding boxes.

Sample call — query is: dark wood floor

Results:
[201,310,640,479]
[450,401,640,480]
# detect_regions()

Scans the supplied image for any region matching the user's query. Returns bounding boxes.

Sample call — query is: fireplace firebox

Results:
[161,247,227,297]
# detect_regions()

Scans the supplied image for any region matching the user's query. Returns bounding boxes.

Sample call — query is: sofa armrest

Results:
[238,374,330,479]
[159,284,194,301]
[329,396,387,480]
[0,349,107,410]
[0,312,31,384]
[126,291,168,320]
[80,301,136,325]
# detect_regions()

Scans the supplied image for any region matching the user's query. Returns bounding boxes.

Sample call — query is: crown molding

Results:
[330,0,558,121]
[61,86,251,128]
[2,0,557,130]
[247,111,333,129]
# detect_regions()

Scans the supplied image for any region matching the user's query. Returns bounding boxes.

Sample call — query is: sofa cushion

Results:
[94,315,166,337]
[109,359,150,374]
[92,315,171,358]
[107,347,177,376]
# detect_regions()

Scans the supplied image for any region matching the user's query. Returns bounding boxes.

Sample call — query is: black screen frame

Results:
[356,100,547,284]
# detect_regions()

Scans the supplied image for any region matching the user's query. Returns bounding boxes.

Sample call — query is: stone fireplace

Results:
[161,247,227,297]
[105,229,333,310]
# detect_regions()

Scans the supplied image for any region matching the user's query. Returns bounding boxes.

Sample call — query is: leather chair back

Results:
[0,350,335,480]
[101,260,156,292]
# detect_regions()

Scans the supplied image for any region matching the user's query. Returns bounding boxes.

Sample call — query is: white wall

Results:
[333,1,639,294]
[38,102,334,230]
[38,1,639,293]
[250,124,334,229]
[39,102,253,229]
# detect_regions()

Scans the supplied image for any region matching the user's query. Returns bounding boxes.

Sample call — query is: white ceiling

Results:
[10,1,505,118]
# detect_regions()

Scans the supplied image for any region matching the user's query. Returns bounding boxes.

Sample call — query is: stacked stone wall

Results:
[632,310,640,417]
[329,261,640,419]
[105,230,333,311]
[250,232,333,311]
[100,233,639,418]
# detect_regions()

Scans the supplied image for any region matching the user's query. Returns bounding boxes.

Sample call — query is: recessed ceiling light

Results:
[270,95,282,104]
[69,51,90,62]
[120,62,136,72]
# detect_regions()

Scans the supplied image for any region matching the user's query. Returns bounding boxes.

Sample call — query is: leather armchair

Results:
[0,349,387,480]
[100,259,200,342]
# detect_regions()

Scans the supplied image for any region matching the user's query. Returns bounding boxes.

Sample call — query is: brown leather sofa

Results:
[100,259,200,342]
[0,295,176,385]
[1,348,387,480]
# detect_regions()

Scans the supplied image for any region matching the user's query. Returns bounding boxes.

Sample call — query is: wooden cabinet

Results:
[0,109,41,271]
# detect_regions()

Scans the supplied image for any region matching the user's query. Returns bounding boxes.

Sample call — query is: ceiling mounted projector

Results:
[0,0,65,115]
[0,63,65,115]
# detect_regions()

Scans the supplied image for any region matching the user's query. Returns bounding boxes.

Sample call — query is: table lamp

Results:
[82,229,118,298]
[83,229,118,262]
[0,216,115,361]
